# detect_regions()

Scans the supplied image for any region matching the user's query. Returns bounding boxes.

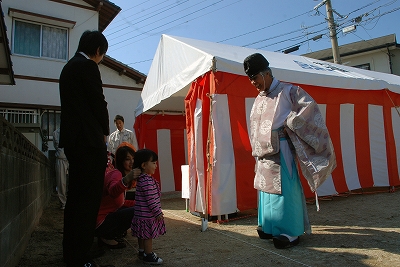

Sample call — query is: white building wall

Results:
[0,0,144,155]
[323,49,398,75]
[100,65,143,137]
[1,0,99,107]
[1,79,60,106]
[4,0,98,77]
[344,51,391,74]
[390,49,400,75]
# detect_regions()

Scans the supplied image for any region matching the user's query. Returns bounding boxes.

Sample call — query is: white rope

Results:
[164,210,313,267]
[385,89,400,117]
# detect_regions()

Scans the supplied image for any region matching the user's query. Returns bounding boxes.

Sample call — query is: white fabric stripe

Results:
[245,97,257,174]
[369,105,389,186]
[339,104,361,191]
[193,99,207,213]
[314,104,337,196]
[181,165,190,198]
[245,98,255,139]
[157,129,176,192]
[210,94,237,215]
[392,108,400,179]
[188,118,197,211]
[183,128,188,165]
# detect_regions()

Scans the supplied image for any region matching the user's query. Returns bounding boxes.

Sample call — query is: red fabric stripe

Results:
[184,75,212,213]
[325,104,348,193]
[383,90,400,187]
[142,128,161,184]
[354,104,374,188]
[134,114,187,189]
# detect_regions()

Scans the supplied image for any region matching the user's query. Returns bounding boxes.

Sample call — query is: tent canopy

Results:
[135,34,400,116]
[134,34,400,215]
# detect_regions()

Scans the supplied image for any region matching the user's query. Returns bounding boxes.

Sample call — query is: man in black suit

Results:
[59,30,113,267]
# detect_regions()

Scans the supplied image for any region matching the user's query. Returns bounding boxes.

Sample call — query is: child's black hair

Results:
[133,149,158,170]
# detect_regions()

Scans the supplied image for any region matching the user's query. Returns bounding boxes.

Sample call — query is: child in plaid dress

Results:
[131,149,165,264]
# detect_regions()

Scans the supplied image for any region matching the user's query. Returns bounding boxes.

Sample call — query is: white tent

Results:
[136,34,400,115]
[135,34,400,216]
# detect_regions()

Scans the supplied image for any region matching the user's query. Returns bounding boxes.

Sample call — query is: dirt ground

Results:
[17,189,400,267]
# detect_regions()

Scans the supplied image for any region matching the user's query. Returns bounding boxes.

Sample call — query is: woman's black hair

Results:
[133,149,158,170]
[77,30,108,56]
[115,146,135,174]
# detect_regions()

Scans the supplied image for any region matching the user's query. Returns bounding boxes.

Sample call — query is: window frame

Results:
[12,18,69,61]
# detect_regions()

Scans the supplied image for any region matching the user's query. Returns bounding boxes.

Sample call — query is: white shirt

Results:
[107,128,135,154]
[53,128,67,160]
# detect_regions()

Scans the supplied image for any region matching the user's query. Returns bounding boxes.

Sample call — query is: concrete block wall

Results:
[0,116,52,267]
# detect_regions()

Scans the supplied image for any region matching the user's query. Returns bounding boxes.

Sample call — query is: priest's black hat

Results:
[243,53,269,79]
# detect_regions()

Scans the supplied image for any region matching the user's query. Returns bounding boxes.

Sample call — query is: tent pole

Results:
[202,93,214,232]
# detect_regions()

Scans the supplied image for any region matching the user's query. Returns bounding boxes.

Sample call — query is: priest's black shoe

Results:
[256,226,273,239]
[273,235,299,249]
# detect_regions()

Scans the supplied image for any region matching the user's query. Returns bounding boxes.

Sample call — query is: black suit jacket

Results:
[59,53,110,149]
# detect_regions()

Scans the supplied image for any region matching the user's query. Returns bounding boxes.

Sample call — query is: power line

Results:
[265,0,398,52]
[242,21,326,47]
[110,0,242,62]
[107,0,190,39]
[106,0,399,70]
[105,0,163,32]
[109,0,226,48]
[217,9,314,43]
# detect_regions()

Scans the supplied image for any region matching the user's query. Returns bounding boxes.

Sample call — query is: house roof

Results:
[82,0,121,32]
[0,0,15,85]
[302,34,399,61]
[102,55,146,84]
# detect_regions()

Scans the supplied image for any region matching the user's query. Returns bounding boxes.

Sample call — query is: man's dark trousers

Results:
[63,145,107,266]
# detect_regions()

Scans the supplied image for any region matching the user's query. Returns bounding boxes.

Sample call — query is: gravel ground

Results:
[17,189,400,267]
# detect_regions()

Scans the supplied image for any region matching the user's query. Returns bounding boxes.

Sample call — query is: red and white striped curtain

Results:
[135,70,400,217]
[134,113,187,192]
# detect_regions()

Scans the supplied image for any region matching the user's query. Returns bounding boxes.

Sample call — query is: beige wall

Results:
[390,49,400,75]
[322,48,399,76]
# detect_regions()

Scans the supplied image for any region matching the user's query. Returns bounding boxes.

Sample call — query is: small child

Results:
[131,149,165,264]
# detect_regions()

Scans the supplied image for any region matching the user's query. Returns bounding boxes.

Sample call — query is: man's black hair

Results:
[77,30,108,57]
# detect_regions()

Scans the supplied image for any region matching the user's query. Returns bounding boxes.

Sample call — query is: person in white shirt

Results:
[108,115,136,155]
[53,127,69,209]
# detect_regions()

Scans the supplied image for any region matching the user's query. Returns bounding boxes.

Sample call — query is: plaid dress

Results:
[131,173,166,239]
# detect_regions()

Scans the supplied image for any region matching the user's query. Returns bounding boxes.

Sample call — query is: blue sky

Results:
[103,0,400,75]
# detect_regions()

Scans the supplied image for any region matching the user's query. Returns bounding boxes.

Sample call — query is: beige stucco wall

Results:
[322,48,399,76]
[389,49,400,75]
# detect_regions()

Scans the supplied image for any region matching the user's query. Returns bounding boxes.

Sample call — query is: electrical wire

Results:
[104,0,168,32]
[109,0,225,47]
[261,1,400,53]
[107,0,190,39]
[106,0,399,68]
[242,21,326,47]
[217,10,314,43]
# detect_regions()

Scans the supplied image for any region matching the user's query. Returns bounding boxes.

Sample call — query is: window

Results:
[352,63,370,70]
[13,19,68,60]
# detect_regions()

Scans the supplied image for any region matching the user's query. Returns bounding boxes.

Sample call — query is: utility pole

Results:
[325,0,342,64]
